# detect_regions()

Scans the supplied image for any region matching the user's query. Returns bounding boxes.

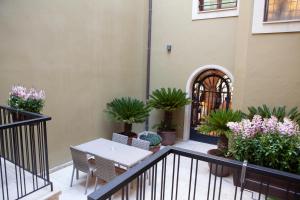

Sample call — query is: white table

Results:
[75,138,152,168]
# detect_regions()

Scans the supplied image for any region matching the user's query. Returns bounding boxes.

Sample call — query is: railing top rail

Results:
[0,105,51,129]
[88,146,300,200]
[171,147,300,182]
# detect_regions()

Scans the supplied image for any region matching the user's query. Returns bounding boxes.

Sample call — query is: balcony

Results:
[0,106,52,200]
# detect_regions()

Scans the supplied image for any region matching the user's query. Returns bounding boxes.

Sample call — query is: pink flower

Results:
[262,116,278,133]
[227,115,299,138]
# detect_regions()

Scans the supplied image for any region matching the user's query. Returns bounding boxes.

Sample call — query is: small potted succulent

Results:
[196,110,242,177]
[105,97,151,144]
[8,85,46,121]
[227,115,300,199]
[139,132,162,153]
[148,88,191,145]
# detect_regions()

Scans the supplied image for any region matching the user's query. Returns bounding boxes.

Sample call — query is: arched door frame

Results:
[183,65,234,141]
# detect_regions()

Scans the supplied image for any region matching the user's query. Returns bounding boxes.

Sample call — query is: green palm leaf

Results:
[105,97,151,124]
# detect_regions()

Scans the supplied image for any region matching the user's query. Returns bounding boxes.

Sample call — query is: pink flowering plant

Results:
[8,85,45,113]
[227,115,300,174]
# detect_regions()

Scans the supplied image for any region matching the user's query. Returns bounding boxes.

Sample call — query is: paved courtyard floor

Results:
[48,140,257,200]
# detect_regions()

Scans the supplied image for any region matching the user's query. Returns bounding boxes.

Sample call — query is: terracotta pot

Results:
[149,145,161,153]
[232,168,300,200]
[158,130,176,146]
[207,149,231,177]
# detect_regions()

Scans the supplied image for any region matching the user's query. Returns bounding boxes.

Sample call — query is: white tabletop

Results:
[75,138,152,168]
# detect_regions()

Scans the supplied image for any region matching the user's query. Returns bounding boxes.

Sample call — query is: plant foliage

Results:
[244,104,300,125]
[8,85,45,113]
[139,133,162,146]
[148,88,191,111]
[229,133,300,174]
[105,97,151,124]
[197,110,243,137]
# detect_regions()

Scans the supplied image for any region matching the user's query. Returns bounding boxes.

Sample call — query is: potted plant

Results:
[148,88,191,145]
[105,97,151,144]
[139,132,162,153]
[8,85,46,121]
[196,110,242,177]
[243,104,300,126]
[227,115,300,199]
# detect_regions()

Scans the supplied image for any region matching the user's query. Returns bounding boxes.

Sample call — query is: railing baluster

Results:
[175,155,180,200]
[193,160,198,200]
[171,154,176,200]
[212,164,218,200]
[217,165,223,200]
[188,158,193,200]
[207,162,212,200]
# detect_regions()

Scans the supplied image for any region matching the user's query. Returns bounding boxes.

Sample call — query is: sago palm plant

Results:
[105,97,151,136]
[148,88,191,131]
[197,110,242,153]
[245,104,300,125]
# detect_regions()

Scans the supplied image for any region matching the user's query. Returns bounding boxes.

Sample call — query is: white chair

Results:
[112,133,128,145]
[132,138,152,185]
[132,138,150,150]
[93,155,126,191]
[70,146,96,194]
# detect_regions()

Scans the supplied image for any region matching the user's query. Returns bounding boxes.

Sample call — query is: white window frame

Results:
[192,0,239,20]
[252,0,300,34]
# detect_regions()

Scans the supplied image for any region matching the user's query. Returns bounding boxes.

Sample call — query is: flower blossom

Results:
[10,85,27,99]
[227,115,299,137]
[261,116,278,133]
[25,88,46,100]
[277,118,299,136]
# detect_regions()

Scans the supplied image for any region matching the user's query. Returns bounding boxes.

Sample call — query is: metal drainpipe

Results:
[145,0,153,131]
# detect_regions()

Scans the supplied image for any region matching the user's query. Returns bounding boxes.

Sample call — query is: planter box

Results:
[232,169,300,200]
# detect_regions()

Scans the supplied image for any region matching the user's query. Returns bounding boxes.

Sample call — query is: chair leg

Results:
[76,169,79,179]
[85,172,90,195]
[94,177,98,191]
[70,166,75,187]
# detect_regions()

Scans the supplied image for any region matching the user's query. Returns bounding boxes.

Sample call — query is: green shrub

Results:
[139,133,162,146]
[230,133,300,174]
[244,104,300,125]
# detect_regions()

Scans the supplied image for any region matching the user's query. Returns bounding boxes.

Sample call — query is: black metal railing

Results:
[88,147,300,200]
[0,106,52,200]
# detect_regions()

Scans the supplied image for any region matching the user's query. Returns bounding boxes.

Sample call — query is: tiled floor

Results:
[0,157,49,200]
[48,140,256,200]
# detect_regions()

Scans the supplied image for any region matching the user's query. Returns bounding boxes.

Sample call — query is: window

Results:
[199,0,238,12]
[264,0,300,22]
[192,0,239,20]
[252,0,300,33]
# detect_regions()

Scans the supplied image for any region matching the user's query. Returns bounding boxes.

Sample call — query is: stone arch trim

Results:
[182,65,234,140]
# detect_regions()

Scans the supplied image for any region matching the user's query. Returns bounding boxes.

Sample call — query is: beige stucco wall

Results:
[149,0,238,137]
[233,0,300,111]
[150,0,300,139]
[0,0,148,167]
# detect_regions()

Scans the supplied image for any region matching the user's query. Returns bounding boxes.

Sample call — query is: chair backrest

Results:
[70,146,90,173]
[94,155,116,182]
[132,138,150,150]
[112,133,128,145]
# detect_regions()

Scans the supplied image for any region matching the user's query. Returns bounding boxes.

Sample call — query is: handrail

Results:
[0,105,51,129]
[88,146,300,200]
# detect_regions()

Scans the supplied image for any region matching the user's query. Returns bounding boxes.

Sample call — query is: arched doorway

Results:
[184,66,233,144]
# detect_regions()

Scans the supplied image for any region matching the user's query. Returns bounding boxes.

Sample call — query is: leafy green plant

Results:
[244,105,300,125]
[148,88,191,131]
[229,133,300,174]
[105,97,151,136]
[197,110,243,153]
[139,133,162,147]
[8,85,45,113]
